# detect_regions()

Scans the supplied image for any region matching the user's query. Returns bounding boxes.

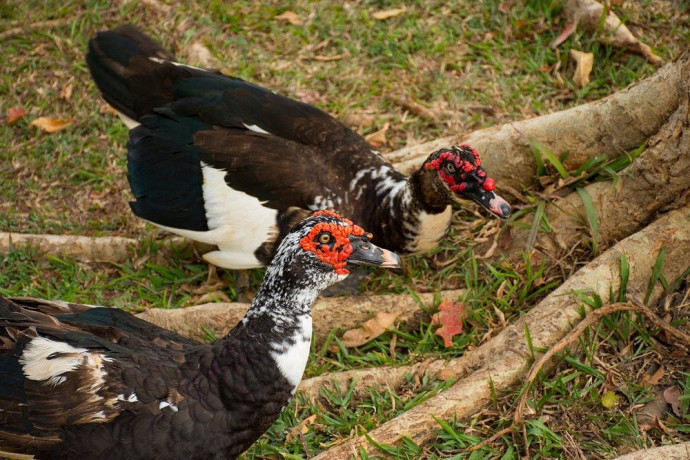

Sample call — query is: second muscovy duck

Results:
[0,211,400,459]
[87,24,511,269]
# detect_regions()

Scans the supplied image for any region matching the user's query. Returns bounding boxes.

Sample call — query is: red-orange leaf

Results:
[432,301,467,347]
[6,107,27,125]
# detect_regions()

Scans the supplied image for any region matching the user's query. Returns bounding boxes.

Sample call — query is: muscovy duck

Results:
[86,24,511,269]
[0,211,400,459]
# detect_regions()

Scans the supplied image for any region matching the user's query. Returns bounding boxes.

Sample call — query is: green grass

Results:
[2,0,690,458]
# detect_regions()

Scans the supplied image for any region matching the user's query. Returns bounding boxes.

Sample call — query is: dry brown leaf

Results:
[570,49,593,88]
[641,365,665,386]
[436,369,456,381]
[663,385,682,417]
[562,0,662,64]
[339,310,401,348]
[99,103,119,116]
[372,8,406,20]
[342,112,377,129]
[311,54,345,62]
[6,107,27,125]
[637,392,669,428]
[365,122,390,148]
[186,42,216,68]
[30,116,73,133]
[60,83,73,101]
[286,414,317,443]
[275,11,302,25]
[295,88,325,105]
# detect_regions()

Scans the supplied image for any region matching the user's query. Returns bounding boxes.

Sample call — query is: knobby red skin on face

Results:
[423,144,496,193]
[299,210,367,275]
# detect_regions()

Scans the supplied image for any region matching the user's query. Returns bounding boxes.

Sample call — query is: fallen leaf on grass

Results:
[6,107,27,125]
[570,49,593,88]
[99,103,120,116]
[286,414,317,442]
[373,8,406,20]
[663,385,682,417]
[339,310,401,348]
[275,11,302,25]
[562,0,662,64]
[641,365,665,386]
[636,391,669,429]
[295,88,325,105]
[365,122,390,148]
[60,83,73,101]
[30,116,73,133]
[431,301,468,347]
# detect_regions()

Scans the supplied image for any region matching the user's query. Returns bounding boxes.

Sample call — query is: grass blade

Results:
[529,138,569,179]
[576,187,599,256]
[618,253,629,302]
[644,248,666,304]
[527,200,546,251]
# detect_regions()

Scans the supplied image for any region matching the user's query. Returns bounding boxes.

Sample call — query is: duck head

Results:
[270,210,401,290]
[422,145,511,219]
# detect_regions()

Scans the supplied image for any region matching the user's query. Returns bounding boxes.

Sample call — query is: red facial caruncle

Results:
[424,145,495,193]
[299,211,367,275]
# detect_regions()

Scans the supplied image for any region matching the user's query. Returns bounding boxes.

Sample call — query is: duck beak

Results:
[463,189,512,220]
[347,235,401,269]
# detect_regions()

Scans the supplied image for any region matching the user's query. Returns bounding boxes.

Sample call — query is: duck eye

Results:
[445,163,456,173]
[318,233,332,244]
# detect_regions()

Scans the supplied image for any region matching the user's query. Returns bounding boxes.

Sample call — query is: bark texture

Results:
[313,205,690,459]
[383,48,688,193]
[612,443,690,460]
[137,290,464,346]
[495,60,690,260]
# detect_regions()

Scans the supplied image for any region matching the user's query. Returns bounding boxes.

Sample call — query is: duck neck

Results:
[368,167,451,254]
[233,262,337,389]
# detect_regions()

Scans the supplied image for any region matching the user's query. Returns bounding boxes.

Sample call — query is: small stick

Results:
[464,426,516,452]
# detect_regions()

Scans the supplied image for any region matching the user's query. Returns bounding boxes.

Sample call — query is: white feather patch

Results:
[270,315,312,390]
[117,112,140,129]
[19,336,112,387]
[405,207,452,253]
[156,162,278,269]
[159,401,179,412]
[242,123,270,135]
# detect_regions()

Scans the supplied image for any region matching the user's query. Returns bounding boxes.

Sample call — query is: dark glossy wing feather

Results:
[127,113,210,231]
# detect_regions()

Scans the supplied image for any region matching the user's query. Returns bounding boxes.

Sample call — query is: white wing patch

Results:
[242,123,271,135]
[159,401,179,412]
[155,163,279,269]
[270,315,312,391]
[20,336,113,387]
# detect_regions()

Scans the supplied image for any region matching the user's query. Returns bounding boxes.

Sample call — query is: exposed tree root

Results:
[312,205,690,459]
[383,48,688,194]
[612,442,690,460]
[137,290,464,346]
[493,54,690,262]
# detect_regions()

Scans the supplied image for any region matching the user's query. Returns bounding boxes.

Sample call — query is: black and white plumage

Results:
[86,24,511,269]
[0,211,400,459]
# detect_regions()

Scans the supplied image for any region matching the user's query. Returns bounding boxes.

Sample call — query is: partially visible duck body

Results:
[0,211,400,459]
[87,24,511,269]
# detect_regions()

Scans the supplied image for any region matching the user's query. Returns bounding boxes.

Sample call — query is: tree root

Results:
[312,205,690,459]
[137,290,465,346]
